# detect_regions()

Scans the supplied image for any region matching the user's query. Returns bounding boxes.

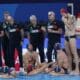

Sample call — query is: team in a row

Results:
[0,8,79,78]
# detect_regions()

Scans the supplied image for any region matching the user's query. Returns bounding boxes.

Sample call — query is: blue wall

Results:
[0,3,67,22]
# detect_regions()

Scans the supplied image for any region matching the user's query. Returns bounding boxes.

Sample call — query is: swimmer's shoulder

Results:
[69,14,75,20]
[69,14,73,17]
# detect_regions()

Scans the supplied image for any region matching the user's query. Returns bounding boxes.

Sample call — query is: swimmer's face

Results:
[61,12,68,17]
[28,44,33,51]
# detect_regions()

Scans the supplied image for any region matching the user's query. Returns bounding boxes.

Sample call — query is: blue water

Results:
[0,74,80,80]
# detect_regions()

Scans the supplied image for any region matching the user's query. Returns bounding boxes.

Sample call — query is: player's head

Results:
[60,8,68,17]
[54,43,61,51]
[29,15,37,25]
[3,11,10,21]
[48,11,55,21]
[7,16,14,24]
[27,44,33,51]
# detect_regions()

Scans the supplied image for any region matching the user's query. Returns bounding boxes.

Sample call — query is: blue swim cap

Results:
[54,66,61,72]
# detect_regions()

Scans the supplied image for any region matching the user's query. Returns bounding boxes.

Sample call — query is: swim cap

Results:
[60,8,68,14]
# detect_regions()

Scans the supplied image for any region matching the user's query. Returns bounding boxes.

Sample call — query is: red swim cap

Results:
[60,8,68,14]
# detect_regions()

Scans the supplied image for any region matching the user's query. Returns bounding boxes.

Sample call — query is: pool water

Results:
[0,73,80,80]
